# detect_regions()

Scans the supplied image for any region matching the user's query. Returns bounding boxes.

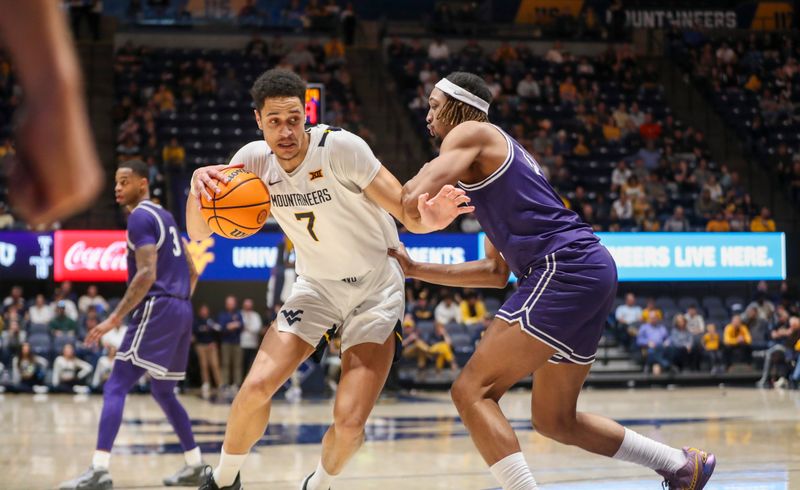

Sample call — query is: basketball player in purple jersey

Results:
[393,72,716,490]
[59,160,204,490]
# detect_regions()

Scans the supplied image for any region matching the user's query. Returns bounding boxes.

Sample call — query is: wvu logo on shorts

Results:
[309,169,323,181]
[281,309,304,325]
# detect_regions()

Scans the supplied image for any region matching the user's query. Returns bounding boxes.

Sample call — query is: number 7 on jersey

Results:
[295,212,319,241]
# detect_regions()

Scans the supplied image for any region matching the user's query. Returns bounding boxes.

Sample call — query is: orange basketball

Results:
[200,167,270,239]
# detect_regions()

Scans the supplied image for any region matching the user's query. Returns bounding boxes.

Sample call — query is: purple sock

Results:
[96,360,144,451]
[150,379,197,452]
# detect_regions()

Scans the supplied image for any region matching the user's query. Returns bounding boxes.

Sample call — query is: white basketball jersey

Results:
[229,125,400,281]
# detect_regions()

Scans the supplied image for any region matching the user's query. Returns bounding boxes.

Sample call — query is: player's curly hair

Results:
[436,71,492,126]
[251,69,306,111]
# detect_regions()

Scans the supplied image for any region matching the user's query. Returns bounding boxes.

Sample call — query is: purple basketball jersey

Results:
[458,125,597,277]
[126,200,190,299]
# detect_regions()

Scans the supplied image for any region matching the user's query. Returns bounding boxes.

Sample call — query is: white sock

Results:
[306,459,334,490]
[213,449,247,487]
[92,450,111,470]
[613,428,687,474]
[184,446,202,467]
[489,452,538,490]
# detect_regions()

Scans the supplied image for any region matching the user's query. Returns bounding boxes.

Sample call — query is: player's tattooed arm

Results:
[401,121,488,223]
[85,244,157,346]
[389,237,509,288]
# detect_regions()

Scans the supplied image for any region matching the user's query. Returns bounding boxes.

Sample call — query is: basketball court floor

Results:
[4,387,798,489]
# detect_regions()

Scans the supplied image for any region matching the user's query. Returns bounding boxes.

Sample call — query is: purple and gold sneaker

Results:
[657,447,716,490]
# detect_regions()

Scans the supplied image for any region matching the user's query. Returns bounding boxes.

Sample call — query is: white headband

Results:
[434,78,490,114]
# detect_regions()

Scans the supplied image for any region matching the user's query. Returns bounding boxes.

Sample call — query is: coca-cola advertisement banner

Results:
[54,230,128,282]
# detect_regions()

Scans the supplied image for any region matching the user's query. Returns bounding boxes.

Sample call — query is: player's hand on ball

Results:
[417,185,475,231]
[85,316,121,347]
[190,163,244,203]
[388,243,416,276]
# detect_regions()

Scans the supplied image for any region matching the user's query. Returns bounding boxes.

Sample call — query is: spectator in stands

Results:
[460,291,486,326]
[702,323,725,374]
[545,40,564,64]
[12,342,47,391]
[706,211,730,232]
[51,343,92,392]
[434,293,461,325]
[28,294,54,325]
[3,285,24,310]
[2,319,26,360]
[240,298,263,372]
[639,113,662,142]
[428,38,450,60]
[663,206,690,232]
[611,192,633,223]
[162,137,186,169]
[92,345,117,391]
[426,322,457,372]
[694,189,720,223]
[642,299,663,324]
[49,302,78,338]
[614,293,642,349]
[151,83,175,113]
[0,202,14,229]
[78,285,109,314]
[401,319,430,369]
[324,37,346,66]
[194,304,222,398]
[244,33,268,59]
[750,206,776,232]
[637,317,670,375]
[602,116,622,142]
[218,295,244,389]
[611,160,631,192]
[669,314,699,371]
[723,314,753,368]
[411,290,435,323]
[517,72,540,100]
[685,305,706,339]
[747,291,776,324]
[757,315,800,388]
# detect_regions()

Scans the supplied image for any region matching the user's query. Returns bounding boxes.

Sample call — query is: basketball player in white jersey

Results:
[186,69,472,490]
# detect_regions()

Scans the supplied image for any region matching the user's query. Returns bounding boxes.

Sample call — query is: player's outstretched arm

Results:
[401,122,488,224]
[388,236,509,288]
[85,245,157,346]
[0,0,103,225]
[364,166,472,233]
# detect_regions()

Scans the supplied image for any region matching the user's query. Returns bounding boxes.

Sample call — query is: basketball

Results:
[200,167,270,239]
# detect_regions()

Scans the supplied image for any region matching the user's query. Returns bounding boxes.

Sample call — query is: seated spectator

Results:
[702,324,725,374]
[1,319,26,359]
[92,345,117,390]
[723,314,753,368]
[669,314,700,371]
[637,319,670,375]
[614,293,642,349]
[78,285,109,315]
[706,212,730,232]
[28,294,54,325]
[545,41,564,64]
[51,343,92,392]
[12,342,48,391]
[602,116,622,142]
[434,293,461,325]
[459,291,486,326]
[572,134,590,156]
[162,138,186,169]
[694,189,721,223]
[663,206,690,232]
[612,193,633,222]
[642,299,663,324]
[52,288,79,320]
[750,206,776,232]
[425,322,457,372]
[428,38,450,60]
[49,302,78,337]
[411,290,434,323]
[3,285,25,310]
[639,113,662,141]
[757,315,800,388]
[517,73,540,100]
[642,209,662,231]
[611,160,631,192]
[747,291,776,324]
[151,83,175,113]
[685,305,706,339]
[743,304,770,350]
[401,319,430,369]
